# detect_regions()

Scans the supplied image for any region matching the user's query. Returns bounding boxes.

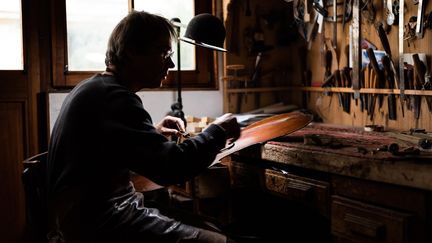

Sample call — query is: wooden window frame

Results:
[50,0,217,90]
[0,0,28,96]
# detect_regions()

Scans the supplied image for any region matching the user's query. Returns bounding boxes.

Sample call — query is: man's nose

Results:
[167,57,175,69]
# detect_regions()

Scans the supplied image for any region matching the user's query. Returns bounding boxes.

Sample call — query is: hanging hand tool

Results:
[305,12,319,45]
[381,55,397,120]
[424,54,432,112]
[425,11,432,29]
[412,54,426,119]
[368,68,377,118]
[366,64,375,115]
[313,0,343,50]
[412,54,425,88]
[376,23,398,89]
[351,0,361,100]
[367,48,384,120]
[405,67,412,111]
[315,0,326,66]
[342,0,353,30]
[304,0,311,22]
[333,0,338,50]
[412,53,426,89]
[322,50,335,98]
[362,0,376,23]
[324,50,333,81]
[334,70,344,108]
[398,0,406,115]
[415,0,426,38]
[313,0,328,18]
[385,0,398,25]
[376,22,405,117]
[364,65,371,112]
[341,67,352,113]
[405,66,419,118]
[359,67,365,111]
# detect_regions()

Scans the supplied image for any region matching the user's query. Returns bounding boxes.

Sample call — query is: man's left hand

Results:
[156,115,185,138]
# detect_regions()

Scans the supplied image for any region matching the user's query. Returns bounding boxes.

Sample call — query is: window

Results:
[52,0,216,89]
[66,0,128,71]
[0,1,23,70]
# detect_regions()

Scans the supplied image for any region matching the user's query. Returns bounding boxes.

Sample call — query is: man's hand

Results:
[212,113,241,142]
[156,115,185,138]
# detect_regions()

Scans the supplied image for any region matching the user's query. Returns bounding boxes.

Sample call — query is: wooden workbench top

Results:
[261,123,432,191]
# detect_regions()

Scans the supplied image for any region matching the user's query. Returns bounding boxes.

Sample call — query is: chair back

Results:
[22,152,48,243]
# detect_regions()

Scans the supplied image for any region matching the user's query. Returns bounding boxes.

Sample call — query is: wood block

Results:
[200,116,215,124]
[186,116,200,123]
[198,121,209,128]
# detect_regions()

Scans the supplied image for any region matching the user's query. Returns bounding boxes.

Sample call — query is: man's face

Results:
[125,36,175,90]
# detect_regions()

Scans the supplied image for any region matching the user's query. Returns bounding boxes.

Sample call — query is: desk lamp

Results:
[169,13,227,127]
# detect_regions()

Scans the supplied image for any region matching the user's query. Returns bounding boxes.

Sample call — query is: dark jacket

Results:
[46,74,228,242]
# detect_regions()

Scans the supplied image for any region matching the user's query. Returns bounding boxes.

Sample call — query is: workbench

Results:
[226,122,432,243]
[263,123,432,191]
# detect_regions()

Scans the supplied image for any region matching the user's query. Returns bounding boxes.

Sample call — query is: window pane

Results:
[0,1,23,70]
[135,0,195,70]
[66,0,128,71]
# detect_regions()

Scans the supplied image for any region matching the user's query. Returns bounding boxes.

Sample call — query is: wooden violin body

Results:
[212,111,313,165]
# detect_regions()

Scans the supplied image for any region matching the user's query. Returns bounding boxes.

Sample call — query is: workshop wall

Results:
[224,0,432,131]
[223,0,303,113]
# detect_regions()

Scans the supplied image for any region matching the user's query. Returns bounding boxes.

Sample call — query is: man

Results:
[46,10,240,243]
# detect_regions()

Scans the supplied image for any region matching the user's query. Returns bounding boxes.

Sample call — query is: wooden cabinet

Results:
[264,168,330,217]
[228,152,432,243]
[331,196,411,243]
[331,175,431,243]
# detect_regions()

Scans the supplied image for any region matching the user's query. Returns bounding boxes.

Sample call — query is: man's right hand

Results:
[212,113,241,143]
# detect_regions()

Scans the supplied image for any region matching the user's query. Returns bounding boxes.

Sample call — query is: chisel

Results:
[425,55,432,112]
[342,67,352,113]
[382,55,397,120]
[376,22,405,117]
[335,70,344,108]
[412,54,426,119]
[367,48,384,120]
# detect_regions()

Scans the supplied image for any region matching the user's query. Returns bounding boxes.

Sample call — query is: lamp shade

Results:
[180,13,227,52]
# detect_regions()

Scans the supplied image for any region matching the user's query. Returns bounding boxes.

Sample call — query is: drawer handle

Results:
[286,181,312,192]
[285,181,312,198]
[344,213,385,238]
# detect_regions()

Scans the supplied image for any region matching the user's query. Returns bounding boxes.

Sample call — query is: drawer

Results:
[331,195,412,243]
[169,165,231,199]
[264,169,330,217]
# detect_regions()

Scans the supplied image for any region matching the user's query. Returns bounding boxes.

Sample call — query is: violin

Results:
[212,111,313,165]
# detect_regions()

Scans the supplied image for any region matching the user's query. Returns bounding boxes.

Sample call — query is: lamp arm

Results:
[176,24,182,106]
[169,18,186,126]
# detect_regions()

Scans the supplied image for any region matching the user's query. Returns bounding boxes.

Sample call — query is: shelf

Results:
[226,87,291,93]
[291,87,432,96]
[226,86,432,95]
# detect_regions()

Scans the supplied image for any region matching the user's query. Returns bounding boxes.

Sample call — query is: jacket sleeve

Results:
[102,88,227,186]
